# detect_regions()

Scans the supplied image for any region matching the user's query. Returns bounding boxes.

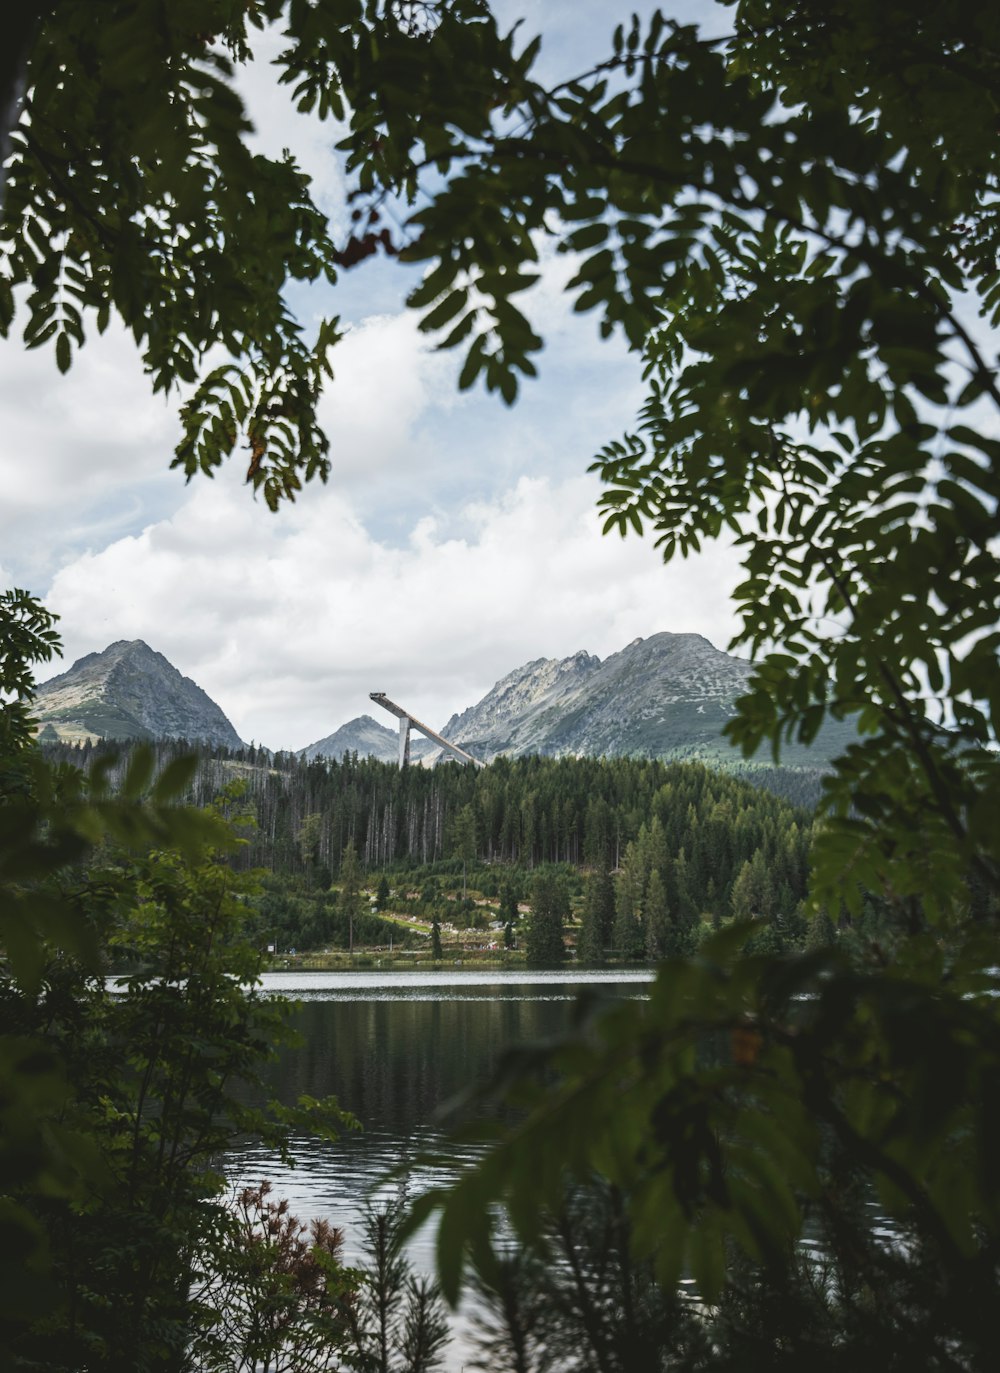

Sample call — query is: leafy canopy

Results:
[1,0,538,508]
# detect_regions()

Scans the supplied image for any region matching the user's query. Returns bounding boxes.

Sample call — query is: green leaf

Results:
[419,288,468,334]
[55,330,72,373]
[151,754,198,802]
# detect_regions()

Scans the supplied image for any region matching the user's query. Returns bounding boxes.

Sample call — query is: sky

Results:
[0,0,743,752]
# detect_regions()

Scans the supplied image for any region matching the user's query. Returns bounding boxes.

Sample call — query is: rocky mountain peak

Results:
[439,648,601,742]
[298,714,399,764]
[34,640,243,748]
[297,632,770,766]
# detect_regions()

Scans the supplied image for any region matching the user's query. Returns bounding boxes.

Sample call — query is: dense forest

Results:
[43,741,815,957]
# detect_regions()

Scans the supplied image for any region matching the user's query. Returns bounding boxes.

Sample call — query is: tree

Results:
[578,866,614,965]
[0,623,353,1366]
[582,11,1000,918]
[0,587,60,786]
[298,810,329,889]
[466,1181,700,1373]
[451,803,478,900]
[0,596,245,1354]
[0,0,539,509]
[729,850,775,923]
[193,1187,452,1373]
[643,867,670,960]
[612,843,645,961]
[346,1199,449,1373]
[524,871,567,967]
[93,869,351,1371]
[338,841,363,955]
[669,848,698,942]
[498,879,519,928]
[192,1182,357,1373]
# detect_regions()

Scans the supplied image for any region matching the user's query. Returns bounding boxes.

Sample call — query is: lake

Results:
[227,969,653,1370]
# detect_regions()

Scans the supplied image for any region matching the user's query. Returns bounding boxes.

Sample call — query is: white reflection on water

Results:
[259,968,653,1000]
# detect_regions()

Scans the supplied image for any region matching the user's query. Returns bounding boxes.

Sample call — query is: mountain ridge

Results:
[302,632,855,769]
[436,631,755,761]
[298,713,399,764]
[33,632,855,770]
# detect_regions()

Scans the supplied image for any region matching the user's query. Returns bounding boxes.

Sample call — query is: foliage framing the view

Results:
[0,0,540,508]
[0,598,358,1368]
[3,0,1000,1364]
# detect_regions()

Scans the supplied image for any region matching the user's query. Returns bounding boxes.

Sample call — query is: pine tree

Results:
[613,845,645,961]
[731,849,775,922]
[670,849,697,931]
[452,804,477,898]
[578,869,612,965]
[644,868,670,960]
[525,872,567,966]
[594,866,616,951]
[499,880,519,927]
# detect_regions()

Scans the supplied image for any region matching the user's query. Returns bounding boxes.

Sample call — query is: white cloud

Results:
[0,322,184,586]
[316,312,459,488]
[236,23,348,227]
[41,463,741,751]
[0,232,643,576]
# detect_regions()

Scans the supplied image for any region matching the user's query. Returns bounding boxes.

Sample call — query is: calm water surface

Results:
[228,970,651,1369]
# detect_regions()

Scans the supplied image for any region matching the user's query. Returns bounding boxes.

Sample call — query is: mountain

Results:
[437,633,752,761]
[298,714,399,764]
[437,635,747,760]
[301,632,857,769]
[33,640,243,748]
[441,649,602,747]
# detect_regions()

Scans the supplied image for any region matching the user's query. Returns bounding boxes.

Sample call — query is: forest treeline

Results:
[43,741,814,938]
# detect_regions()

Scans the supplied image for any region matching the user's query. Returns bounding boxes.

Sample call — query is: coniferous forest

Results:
[43,740,815,960]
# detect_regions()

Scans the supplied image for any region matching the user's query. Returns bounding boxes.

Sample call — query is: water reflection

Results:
[228,971,649,1368]
[253,971,650,1135]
